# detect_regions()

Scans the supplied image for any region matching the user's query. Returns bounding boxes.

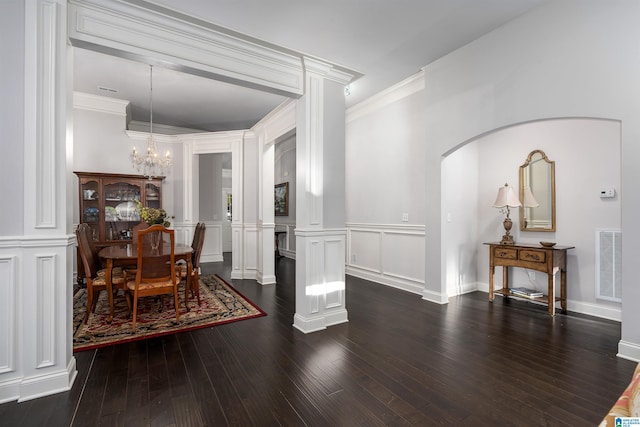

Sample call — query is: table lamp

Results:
[493,183,521,245]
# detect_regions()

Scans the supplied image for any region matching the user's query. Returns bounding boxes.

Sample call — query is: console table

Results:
[485,242,574,315]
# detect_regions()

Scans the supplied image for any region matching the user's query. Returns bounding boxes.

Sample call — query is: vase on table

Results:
[150,230,161,251]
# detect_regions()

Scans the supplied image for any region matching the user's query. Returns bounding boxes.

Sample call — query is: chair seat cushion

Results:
[126,278,179,291]
[92,274,125,286]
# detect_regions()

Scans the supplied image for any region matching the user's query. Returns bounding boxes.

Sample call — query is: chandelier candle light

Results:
[493,183,521,245]
[131,65,172,179]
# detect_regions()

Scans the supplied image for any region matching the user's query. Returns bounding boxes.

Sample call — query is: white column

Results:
[293,58,353,333]
[2,0,77,403]
[257,137,276,284]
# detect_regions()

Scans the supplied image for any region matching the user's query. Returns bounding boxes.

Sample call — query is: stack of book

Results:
[510,287,544,298]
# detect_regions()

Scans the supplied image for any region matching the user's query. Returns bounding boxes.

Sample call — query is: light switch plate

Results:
[402,213,409,222]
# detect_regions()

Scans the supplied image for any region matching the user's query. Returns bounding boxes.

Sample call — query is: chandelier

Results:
[131,65,172,179]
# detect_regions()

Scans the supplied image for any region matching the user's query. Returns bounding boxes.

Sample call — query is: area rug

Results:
[73,274,266,352]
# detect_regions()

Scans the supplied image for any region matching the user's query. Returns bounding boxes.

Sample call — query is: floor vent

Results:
[596,229,622,302]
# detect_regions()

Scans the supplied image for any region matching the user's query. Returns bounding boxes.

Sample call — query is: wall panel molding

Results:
[346,223,425,295]
[36,255,56,368]
[0,256,17,375]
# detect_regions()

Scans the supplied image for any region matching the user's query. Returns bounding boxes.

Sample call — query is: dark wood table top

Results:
[99,243,193,260]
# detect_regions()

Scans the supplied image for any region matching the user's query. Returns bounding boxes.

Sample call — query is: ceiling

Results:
[74,0,548,132]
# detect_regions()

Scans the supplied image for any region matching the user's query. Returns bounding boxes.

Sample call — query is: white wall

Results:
[345,74,426,294]
[422,0,640,360]
[442,142,479,297]
[346,75,426,225]
[0,0,25,235]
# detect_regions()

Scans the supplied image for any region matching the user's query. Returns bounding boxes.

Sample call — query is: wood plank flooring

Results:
[1,256,636,426]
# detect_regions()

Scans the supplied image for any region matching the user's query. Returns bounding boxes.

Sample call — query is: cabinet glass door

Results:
[103,179,142,241]
[80,179,100,241]
[145,182,161,210]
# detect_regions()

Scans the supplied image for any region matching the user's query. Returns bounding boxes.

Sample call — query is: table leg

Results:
[105,258,114,323]
[502,266,509,295]
[489,264,495,302]
[548,270,555,316]
[560,269,567,313]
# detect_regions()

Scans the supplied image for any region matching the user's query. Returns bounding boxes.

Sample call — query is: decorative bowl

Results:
[115,201,140,221]
[540,241,556,247]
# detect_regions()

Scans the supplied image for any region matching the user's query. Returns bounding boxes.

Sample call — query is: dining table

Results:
[98,242,193,323]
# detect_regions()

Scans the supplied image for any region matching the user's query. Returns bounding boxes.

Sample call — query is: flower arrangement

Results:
[134,200,171,227]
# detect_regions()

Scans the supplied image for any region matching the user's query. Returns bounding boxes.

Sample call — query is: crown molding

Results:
[252,99,296,146]
[346,70,425,123]
[128,120,203,135]
[124,129,175,144]
[73,91,130,116]
[68,0,308,97]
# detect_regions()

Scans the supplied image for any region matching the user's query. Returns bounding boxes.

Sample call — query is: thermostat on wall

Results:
[600,188,615,198]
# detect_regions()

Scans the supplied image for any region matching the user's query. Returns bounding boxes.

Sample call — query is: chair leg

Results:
[193,271,201,305]
[84,285,93,324]
[125,290,132,317]
[173,286,180,322]
[131,293,138,332]
[183,277,190,312]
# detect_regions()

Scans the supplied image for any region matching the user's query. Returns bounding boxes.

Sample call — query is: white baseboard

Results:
[618,341,640,363]
[16,357,77,403]
[201,254,223,263]
[346,266,423,295]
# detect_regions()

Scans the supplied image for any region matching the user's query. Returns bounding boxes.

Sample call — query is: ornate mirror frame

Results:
[519,149,556,232]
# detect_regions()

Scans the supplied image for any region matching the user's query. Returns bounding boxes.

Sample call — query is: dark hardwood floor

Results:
[1,255,636,426]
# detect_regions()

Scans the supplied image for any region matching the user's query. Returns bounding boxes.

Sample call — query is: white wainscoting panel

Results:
[348,228,381,273]
[0,256,16,375]
[243,225,258,278]
[201,222,223,263]
[36,255,56,368]
[382,231,425,284]
[346,223,425,295]
[324,237,345,309]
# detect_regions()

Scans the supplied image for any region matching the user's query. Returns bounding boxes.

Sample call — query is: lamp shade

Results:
[493,183,521,208]
[522,187,539,207]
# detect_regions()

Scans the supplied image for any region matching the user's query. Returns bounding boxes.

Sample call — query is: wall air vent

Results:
[97,86,119,94]
[596,229,622,302]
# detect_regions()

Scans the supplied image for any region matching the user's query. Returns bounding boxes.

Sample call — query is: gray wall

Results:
[0,1,24,235]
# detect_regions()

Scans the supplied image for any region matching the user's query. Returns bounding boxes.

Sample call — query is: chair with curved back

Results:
[76,223,125,323]
[177,222,206,307]
[124,224,180,331]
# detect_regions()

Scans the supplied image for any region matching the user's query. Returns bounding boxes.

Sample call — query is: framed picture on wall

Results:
[275,182,289,216]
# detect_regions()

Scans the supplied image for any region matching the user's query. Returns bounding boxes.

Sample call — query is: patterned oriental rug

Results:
[73,274,266,352]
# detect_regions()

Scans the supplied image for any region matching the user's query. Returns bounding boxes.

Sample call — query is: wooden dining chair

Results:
[179,222,206,306]
[76,224,125,323]
[124,224,180,331]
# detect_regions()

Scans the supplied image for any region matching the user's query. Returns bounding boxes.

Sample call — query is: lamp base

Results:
[500,233,515,245]
[500,216,515,245]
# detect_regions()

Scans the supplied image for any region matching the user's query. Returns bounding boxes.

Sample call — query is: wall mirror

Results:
[519,149,556,232]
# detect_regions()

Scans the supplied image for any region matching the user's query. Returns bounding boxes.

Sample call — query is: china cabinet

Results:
[74,171,164,283]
